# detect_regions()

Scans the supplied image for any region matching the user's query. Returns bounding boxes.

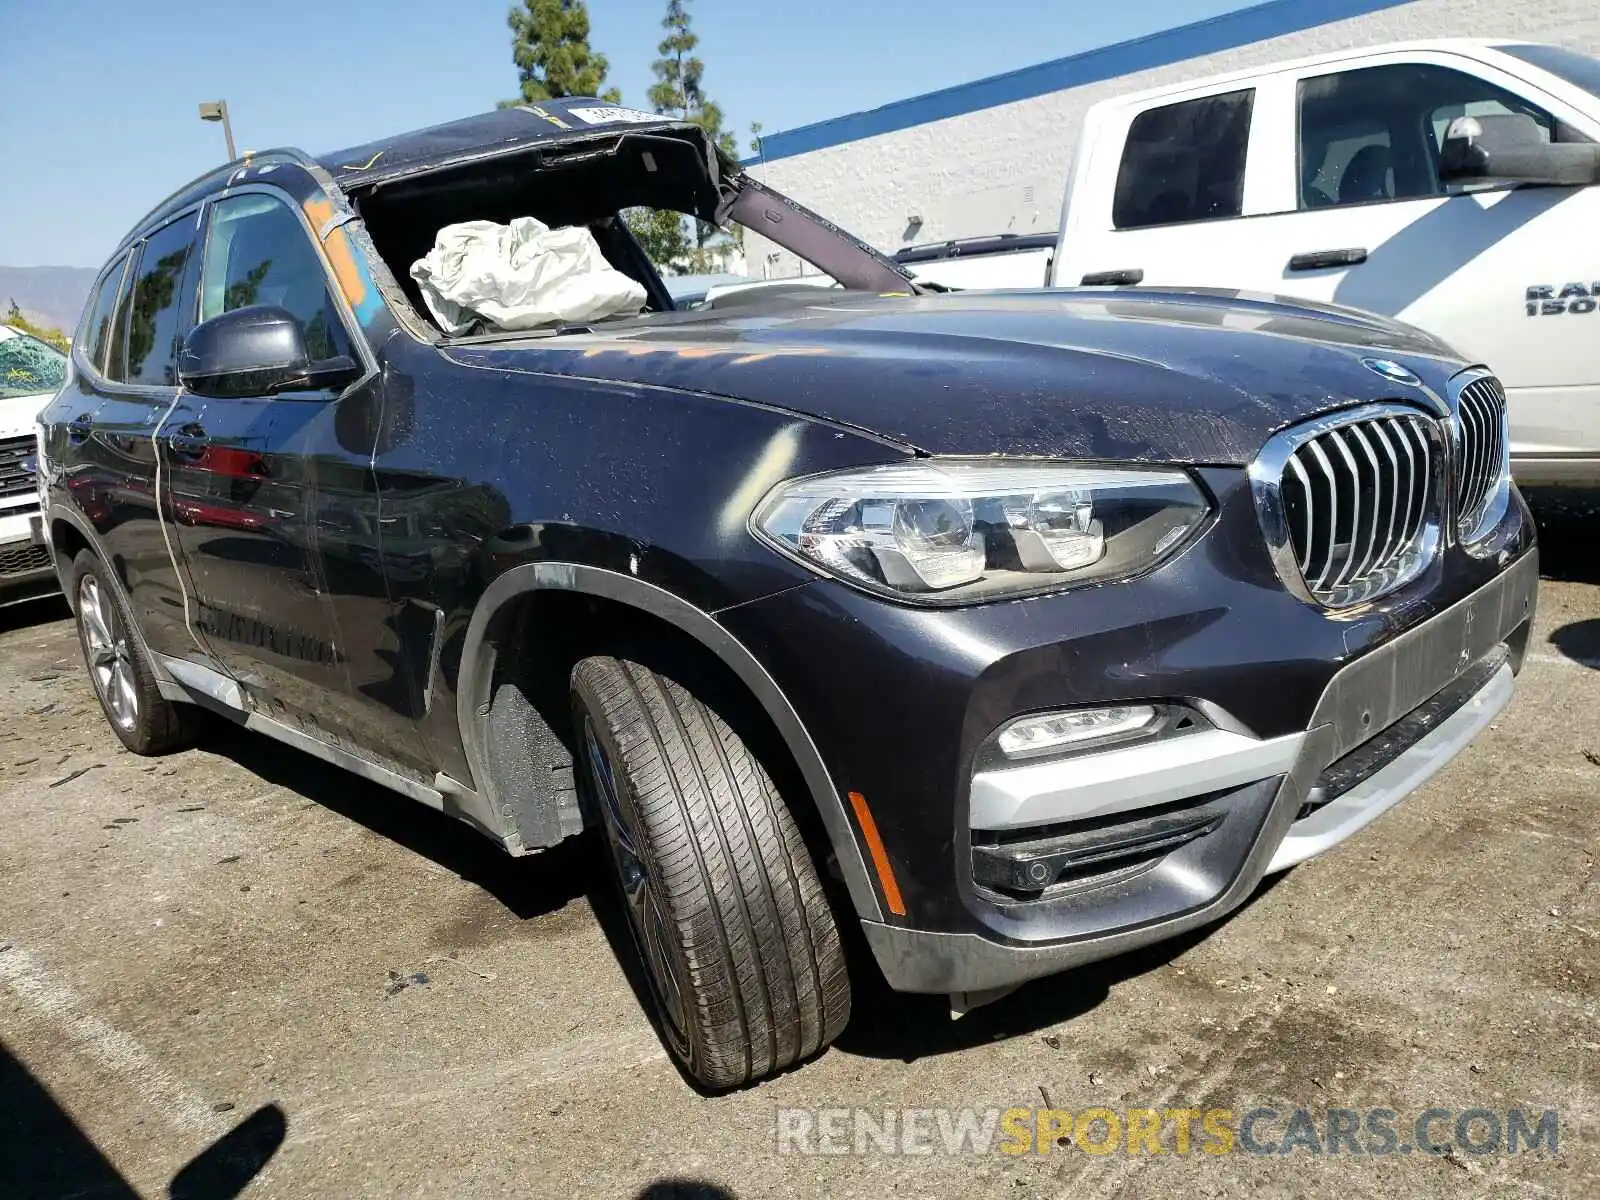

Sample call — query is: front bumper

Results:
[0,508,58,606]
[858,548,1537,995]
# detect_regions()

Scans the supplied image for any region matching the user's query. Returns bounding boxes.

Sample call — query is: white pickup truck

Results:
[0,325,63,604]
[1048,39,1600,486]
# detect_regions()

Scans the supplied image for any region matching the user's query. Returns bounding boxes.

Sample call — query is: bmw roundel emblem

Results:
[1362,358,1422,387]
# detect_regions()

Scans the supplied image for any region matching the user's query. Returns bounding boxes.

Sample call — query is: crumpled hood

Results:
[445,288,1471,464]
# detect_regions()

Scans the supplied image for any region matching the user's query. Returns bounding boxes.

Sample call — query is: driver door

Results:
[158,191,355,721]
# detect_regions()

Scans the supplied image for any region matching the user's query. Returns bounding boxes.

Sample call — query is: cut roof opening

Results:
[344,126,919,339]
[347,130,726,331]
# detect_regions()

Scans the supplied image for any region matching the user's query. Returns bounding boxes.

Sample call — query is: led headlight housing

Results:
[752,460,1210,604]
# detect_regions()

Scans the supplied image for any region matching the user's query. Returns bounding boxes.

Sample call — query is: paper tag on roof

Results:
[567,106,663,126]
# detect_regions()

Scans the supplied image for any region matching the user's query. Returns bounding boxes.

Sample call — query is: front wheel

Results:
[70,549,202,755]
[571,655,851,1089]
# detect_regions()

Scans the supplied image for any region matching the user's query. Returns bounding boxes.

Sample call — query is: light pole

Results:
[198,100,236,161]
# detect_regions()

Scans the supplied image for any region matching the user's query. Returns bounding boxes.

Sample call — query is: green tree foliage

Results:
[646,0,699,118]
[3,300,70,353]
[506,0,621,104]
[646,1,737,248]
[647,1,737,160]
[624,209,689,272]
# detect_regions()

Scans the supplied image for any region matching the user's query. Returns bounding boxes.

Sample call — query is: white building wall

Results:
[743,0,1600,277]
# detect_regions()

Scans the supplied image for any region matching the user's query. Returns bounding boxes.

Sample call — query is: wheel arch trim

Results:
[457,561,885,923]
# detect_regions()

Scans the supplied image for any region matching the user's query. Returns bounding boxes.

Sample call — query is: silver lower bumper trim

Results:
[1266,661,1513,872]
[968,727,1304,831]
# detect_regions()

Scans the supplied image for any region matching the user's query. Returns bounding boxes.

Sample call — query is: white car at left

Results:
[0,324,67,605]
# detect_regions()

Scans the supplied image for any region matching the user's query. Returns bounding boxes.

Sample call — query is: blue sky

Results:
[0,0,1253,267]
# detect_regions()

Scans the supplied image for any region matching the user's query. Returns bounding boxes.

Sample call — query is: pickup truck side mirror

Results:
[179,305,361,399]
[1438,113,1600,187]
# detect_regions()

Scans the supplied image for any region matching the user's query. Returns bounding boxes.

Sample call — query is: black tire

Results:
[571,655,851,1089]
[69,549,203,756]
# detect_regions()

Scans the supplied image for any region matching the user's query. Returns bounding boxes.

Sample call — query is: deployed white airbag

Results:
[410,217,647,334]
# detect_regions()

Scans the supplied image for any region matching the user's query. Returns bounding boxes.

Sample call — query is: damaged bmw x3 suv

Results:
[39,101,1536,1088]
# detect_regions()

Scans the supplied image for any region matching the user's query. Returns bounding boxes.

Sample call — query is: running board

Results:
[243,709,446,810]
[150,651,520,852]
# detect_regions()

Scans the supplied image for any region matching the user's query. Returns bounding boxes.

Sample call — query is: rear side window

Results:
[198,194,352,362]
[105,271,135,382]
[1113,89,1254,229]
[124,213,202,386]
[78,254,130,376]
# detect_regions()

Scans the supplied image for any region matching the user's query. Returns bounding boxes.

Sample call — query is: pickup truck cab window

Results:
[1298,64,1558,211]
[1112,89,1254,229]
[200,193,353,363]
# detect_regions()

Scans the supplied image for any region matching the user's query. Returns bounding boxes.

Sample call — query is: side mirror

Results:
[179,305,360,399]
[1438,113,1600,187]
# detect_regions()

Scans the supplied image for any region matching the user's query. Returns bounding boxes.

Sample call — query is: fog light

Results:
[997,704,1158,758]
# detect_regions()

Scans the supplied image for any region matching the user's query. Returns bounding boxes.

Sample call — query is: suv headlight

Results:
[752,459,1209,604]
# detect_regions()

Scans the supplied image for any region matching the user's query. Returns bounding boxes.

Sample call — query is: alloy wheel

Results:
[78,573,138,733]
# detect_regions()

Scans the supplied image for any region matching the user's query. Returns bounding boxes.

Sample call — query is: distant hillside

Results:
[0,266,98,336]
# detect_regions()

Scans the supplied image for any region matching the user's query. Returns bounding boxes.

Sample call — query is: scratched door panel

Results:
[159,390,346,718]
[301,386,442,777]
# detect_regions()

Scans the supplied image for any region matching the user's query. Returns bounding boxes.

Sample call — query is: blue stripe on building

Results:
[745,0,1413,164]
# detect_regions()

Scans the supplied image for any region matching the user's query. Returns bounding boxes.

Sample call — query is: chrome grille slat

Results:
[1473,388,1489,491]
[1304,438,1339,590]
[1286,455,1313,575]
[1347,424,1384,581]
[1328,429,1363,591]
[1397,417,1425,550]
[1368,419,1402,570]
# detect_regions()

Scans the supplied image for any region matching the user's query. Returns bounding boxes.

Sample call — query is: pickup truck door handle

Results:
[1080,268,1144,286]
[1288,248,1368,272]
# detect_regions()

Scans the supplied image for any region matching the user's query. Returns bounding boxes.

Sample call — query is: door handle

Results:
[68,413,93,445]
[1080,268,1144,286]
[167,426,209,458]
[1288,248,1368,271]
